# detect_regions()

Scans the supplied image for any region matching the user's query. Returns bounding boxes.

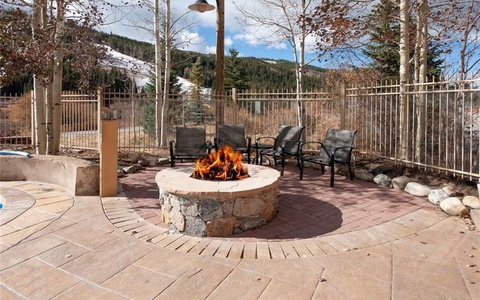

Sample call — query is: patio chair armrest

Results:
[331,145,355,156]
[255,136,275,144]
[299,141,322,156]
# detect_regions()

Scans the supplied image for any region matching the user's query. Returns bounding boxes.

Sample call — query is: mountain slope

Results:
[101,32,327,91]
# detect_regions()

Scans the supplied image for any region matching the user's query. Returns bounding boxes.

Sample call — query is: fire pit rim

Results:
[155,164,281,198]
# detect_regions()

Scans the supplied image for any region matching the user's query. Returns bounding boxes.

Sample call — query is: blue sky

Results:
[99,1,324,67]
[98,0,479,77]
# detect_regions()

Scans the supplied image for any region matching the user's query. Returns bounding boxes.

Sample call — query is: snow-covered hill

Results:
[103,46,204,93]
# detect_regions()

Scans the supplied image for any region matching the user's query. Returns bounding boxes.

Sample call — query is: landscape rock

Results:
[158,157,170,165]
[355,169,374,182]
[147,158,157,167]
[374,174,391,187]
[404,182,432,197]
[138,158,149,167]
[126,152,141,163]
[442,185,457,197]
[122,164,144,174]
[440,197,469,216]
[117,169,125,177]
[428,189,449,205]
[462,195,480,209]
[391,175,412,190]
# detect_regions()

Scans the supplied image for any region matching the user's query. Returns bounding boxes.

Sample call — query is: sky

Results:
[97,0,480,77]
[98,0,323,67]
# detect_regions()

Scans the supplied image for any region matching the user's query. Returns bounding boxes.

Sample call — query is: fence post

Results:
[232,88,237,124]
[97,87,104,151]
[340,82,346,129]
[30,93,36,147]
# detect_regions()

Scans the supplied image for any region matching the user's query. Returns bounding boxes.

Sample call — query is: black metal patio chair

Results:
[214,124,252,162]
[169,126,212,167]
[255,125,305,176]
[299,128,357,187]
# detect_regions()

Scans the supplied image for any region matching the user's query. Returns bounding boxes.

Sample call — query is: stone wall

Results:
[159,185,279,237]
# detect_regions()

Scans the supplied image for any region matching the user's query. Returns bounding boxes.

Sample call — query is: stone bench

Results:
[0,154,99,196]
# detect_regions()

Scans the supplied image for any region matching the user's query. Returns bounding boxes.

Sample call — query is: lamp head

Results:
[188,0,215,13]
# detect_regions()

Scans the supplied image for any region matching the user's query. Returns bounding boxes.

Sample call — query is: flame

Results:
[192,145,250,180]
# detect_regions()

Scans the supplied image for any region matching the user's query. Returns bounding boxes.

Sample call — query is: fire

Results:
[192,145,250,180]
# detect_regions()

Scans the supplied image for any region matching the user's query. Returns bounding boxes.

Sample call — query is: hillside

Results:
[1,31,327,95]
[100,33,327,91]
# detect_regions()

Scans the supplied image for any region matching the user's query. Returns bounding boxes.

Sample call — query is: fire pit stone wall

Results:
[156,165,281,237]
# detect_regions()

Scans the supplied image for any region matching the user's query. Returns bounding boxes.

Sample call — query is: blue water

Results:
[0,195,5,209]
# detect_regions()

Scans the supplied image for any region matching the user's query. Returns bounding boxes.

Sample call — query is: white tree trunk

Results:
[50,0,65,154]
[399,0,410,160]
[415,0,428,163]
[32,0,47,154]
[161,0,171,147]
[154,0,163,146]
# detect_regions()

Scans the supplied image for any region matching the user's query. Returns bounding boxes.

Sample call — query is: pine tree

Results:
[362,0,443,79]
[190,56,205,93]
[141,71,182,136]
[224,48,249,90]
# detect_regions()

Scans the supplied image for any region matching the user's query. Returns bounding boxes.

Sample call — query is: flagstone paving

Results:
[1,165,479,299]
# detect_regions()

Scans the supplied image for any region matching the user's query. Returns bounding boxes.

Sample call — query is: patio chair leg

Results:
[299,159,304,180]
[280,156,285,176]
[348,163,354,180]
[329,163,335,187]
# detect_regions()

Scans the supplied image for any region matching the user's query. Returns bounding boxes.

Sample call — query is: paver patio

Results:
[1,163,479,299]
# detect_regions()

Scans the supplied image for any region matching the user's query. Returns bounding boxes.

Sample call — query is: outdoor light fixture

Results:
[188,0,215,13]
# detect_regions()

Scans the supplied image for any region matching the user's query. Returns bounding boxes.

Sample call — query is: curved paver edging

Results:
[101,193,449,260]
[0,181,75,252]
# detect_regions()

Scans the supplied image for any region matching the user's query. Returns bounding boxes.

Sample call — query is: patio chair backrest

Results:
[175,126,208,155]
[217,124,246,149]
[274,125,304,154]
[321,128,357,162]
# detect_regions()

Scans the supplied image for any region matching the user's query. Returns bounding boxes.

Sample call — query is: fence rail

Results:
[1,78,478,179]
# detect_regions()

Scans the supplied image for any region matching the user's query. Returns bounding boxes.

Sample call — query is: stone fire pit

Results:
[155,164,280,237]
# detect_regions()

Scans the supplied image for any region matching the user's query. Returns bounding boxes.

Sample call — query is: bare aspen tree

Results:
[154,0,163,146]
[234,0,316,126]
[414,0,428,163]
[2,0,114,154]
[32,0,47,154]
[50,0,65,153]
[399,0,410,160]
[161,0,171,148]
[457,0,480,80]
[125,1,199,146]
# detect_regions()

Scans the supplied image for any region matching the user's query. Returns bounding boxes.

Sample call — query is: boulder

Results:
[440,197,469,216]
[158,157,170,165]
[428,189,449,205]
[442,185,457,197]
[462,195,480,209]
[122,164,144,174]
[374,174,391,187]
[404,182,432,197]
[355,169,374,182]
[391,175,412,190]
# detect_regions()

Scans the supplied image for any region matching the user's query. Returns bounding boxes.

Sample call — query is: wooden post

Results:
[340,82,346,129]
[100,119,118,197]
